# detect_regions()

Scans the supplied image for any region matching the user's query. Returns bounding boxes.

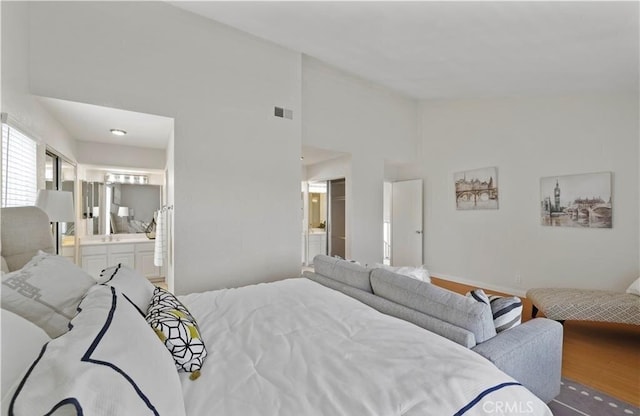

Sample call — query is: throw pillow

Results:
[466,288,523,333]
[100,264,156,315]
[626,277,640,296]
[1,251,96,337]
[146,287,207,379]
[8,285,186,416]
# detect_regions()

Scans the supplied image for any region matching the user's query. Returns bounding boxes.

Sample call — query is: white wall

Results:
[75,142,166,170]
[419,94,639,294]
[306,156,350,182]
[25,2,302,294]
[302,57,419,265]
[1,2,76,161]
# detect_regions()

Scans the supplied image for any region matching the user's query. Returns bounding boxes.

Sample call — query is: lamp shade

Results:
[117,206,130,217]
[35,190,75,222]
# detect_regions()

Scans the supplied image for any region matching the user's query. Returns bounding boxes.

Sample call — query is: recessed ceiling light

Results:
[110,129,127,136]
[300,156,304,160]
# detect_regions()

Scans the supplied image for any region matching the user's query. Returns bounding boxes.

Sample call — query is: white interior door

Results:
[391,179,423,266]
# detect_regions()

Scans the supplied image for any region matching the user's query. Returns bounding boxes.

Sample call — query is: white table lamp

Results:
[35,190,75,222]
[117,206,130,217]
[35,189,75,254]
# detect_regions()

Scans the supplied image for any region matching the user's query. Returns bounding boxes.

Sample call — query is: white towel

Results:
[154,209,165,267]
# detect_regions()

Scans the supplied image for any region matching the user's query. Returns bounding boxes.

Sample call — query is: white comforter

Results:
[179,278,552,416]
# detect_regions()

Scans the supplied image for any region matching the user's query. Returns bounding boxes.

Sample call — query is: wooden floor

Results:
[431,276,640,406]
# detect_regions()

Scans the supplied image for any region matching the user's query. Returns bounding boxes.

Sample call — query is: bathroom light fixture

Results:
[105,173,149,184]
[110,129,127,136]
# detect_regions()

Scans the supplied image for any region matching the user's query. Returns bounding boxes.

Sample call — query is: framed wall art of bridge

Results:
[540,171,612,228]
[454,166,499,210]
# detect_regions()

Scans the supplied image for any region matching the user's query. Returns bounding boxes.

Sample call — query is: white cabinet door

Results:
[109,253,135,269]
[81,245,108,279]
[80,241,163,282]
[82,255,108,280]
[307,234,327,265]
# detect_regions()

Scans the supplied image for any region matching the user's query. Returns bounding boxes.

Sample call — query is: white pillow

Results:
[1,251,96,337]
[100,264,156,314]
[8,285,187,416]
[1,309,50,399]
[374,263,431,282]
[626,277,640,296]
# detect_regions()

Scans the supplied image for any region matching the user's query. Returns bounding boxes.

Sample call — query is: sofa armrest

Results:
[471,318,563,403]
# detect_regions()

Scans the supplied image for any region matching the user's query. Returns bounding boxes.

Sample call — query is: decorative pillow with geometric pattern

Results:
[145,287,207,379]
[466,288,523,333]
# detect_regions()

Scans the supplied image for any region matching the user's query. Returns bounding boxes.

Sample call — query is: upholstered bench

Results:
[527,288,640,325]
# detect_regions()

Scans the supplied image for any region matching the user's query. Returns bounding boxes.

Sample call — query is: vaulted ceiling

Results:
[172,1,639,100]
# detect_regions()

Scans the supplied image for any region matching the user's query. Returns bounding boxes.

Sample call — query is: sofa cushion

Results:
[313,255,373,293]
[313,255,339,277]
[370,269,496,343]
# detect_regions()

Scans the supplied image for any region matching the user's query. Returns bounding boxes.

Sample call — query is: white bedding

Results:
[179,278,551,416]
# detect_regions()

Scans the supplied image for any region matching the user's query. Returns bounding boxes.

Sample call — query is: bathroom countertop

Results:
[80,236,154,245]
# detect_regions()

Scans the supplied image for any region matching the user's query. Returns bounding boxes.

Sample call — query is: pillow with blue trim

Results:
[9,284,186,416]
[466,289,523,333]
[146,287,207,379]
[99,264,156,315]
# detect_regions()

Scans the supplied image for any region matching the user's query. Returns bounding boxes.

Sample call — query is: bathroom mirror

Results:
[82,180,161,235]
[308,181,327,231]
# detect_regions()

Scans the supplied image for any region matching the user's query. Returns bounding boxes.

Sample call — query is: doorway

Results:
[328,178,346,258]
[302,177,347,265]
[386,179,423,266]
[306,181,328,265]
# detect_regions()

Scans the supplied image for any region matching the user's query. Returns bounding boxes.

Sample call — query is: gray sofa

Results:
[303,255,563,404]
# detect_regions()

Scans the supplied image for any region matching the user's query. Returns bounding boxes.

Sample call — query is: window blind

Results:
[2,124,38,207]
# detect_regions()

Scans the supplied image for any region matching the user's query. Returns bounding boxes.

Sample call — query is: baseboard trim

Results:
[430,272,527,298]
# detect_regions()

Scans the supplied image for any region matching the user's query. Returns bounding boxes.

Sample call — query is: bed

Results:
[1,206,552,415]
